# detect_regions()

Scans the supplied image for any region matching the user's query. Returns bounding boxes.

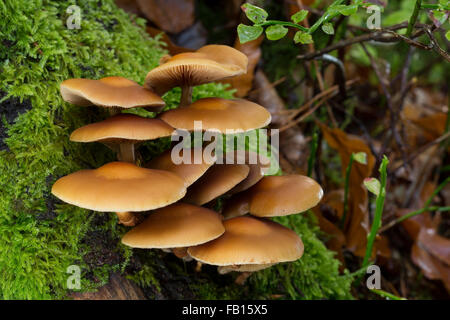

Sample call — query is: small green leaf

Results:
[291,10,309,24]
[446,30,450,41]
[294,31,313,44]
[241,3,268,24]
[432,10,447,24]
[337,4,358,16]
[237,24,263,43]
[321,22,335,35]
[353,152,367,165]
[265,25,288,40]
[364,178,381,196]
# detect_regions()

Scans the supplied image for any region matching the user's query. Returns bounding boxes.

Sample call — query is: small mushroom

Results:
[145,45,248,106]
[187,216,304,273]
[159,97,271,133]
[121,203,225,252]
[146,147,215,187]
[51,162,186,226]
[70,113,174,163]
[222,175,323,219]
[60,76,165,111]
[184,164,250,205]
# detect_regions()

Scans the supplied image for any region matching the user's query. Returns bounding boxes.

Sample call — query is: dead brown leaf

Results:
[146,27,193,55]
[115,0,141,14]
[137,0,194,34]
[412,228,450,291]
[412,112,448,142]
[320,124,377,258]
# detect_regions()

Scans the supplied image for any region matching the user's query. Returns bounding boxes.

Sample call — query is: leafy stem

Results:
[340,153,354,229]
[362,155,389,269]
[406,0,423,38]
[257,20,309,32]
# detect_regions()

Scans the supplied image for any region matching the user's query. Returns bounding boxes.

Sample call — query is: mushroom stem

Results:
[119,142,135,163]
[235,272,252,285]
[180,85,192,107]
[172,247,193,261]
[116,212,138,226]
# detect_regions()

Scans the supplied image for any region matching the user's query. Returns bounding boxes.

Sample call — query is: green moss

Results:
[0,0,352,300]
[0,0,232,299]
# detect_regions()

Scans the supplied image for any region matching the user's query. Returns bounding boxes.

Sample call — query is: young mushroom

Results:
[121,203,225,257]
[187,216,304,274]
[70,114,174,163]
[222,175,323,219]
[159,98,271,133]
[144,45,248,106]
[60,76,165,112]
[51,162,186,226]
[184,164,250,206]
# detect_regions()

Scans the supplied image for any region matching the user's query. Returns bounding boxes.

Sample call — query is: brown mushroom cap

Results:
[70,114,174,143]
[51,162,186,212]
[121,203,225,249]
[144,45,248,95]
[222,175,323,218]
[159,98,271,133]
[246,175,323,217]
[188,216,303,266]
[146,147,215,187]
[60,76,165,109]
[184,164,250,205]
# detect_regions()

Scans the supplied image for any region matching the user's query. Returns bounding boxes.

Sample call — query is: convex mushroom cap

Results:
[146,147,216,187]
[144,45,248,95]
[184,164,250,205]
[188,216,303,270]
[70,114,174,143]
[121,203,225,249]
[60,76,165,109]
[51,162,186,212]
[223,175,323,218]
[159,98,271,133]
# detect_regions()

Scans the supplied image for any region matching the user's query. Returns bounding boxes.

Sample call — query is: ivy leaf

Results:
[241,3,268,24]
[265,25,288,40]
[291,10,308,24]
[446,30,450,41]
[353,152,367,165]
[294,31,313,44]
[237,24,263,43]
[321,22,335,35]
[337,4,358,16]
[364,178,381,196]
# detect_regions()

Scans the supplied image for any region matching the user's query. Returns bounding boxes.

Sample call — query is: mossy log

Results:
[0,0,352,300]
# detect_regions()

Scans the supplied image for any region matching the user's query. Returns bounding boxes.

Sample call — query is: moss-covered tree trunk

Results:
[0,0,352,300]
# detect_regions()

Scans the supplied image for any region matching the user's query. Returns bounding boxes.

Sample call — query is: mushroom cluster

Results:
[52,44,323,278]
